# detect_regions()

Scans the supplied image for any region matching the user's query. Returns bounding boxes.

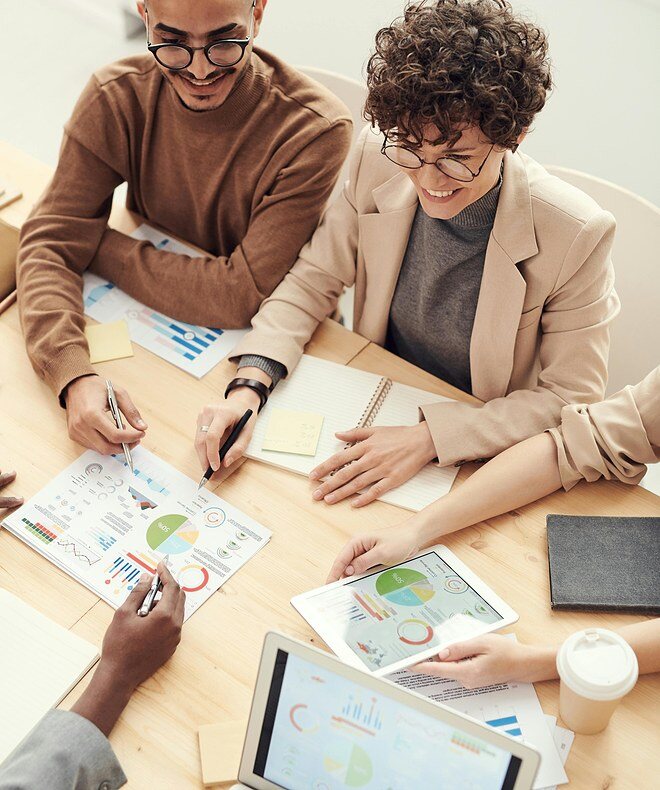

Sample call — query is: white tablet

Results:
[291,546,518,676]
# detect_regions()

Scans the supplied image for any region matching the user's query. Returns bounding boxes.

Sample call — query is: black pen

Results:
[197,409,253,491]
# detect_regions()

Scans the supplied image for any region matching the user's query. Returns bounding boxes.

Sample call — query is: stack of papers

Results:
[390,647,573,789]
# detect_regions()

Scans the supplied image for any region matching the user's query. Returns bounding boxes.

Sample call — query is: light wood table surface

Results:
[1,149,658,789]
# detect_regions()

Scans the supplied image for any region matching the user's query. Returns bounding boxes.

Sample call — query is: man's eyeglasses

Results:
[381,140,496,183]
[146,0,256,71]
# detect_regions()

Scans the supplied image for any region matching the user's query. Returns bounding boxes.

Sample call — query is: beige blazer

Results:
[231,126,620,466]
[549,366,660,490]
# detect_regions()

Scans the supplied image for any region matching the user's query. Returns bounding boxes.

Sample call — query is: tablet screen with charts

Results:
[291,547,518,676]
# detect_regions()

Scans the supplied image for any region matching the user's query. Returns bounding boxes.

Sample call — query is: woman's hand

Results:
[412,634,558,688]
[326,521,423,583]
[0,468,23,509]
[194,390,260,474]
[310,423,436,507]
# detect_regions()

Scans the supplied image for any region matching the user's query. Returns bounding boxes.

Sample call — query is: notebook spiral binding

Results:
[342,377,392,449]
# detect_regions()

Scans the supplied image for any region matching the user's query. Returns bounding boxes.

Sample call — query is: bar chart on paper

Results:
[82,224,247,377]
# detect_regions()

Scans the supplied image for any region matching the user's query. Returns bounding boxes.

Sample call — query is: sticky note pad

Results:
[198,720,247,786]
[262,408,324,456]
[85,320,134,364]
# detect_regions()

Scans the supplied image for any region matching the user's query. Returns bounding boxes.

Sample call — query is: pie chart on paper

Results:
[146,514,198,555]
[375,567,436,607]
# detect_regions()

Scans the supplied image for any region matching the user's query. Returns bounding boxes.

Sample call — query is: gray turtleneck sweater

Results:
[239,176,501,395]
[386,177,501,393]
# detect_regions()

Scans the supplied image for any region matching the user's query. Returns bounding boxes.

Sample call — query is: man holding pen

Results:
[0,563,184,790]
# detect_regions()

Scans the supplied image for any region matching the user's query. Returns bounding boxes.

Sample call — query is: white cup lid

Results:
[557,628,639,701]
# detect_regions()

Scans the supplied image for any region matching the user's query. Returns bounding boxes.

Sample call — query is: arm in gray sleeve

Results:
[0,709,127,790]
[237,355,287,389]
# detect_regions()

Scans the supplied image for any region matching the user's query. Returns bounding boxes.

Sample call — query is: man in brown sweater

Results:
[17,0,352,455]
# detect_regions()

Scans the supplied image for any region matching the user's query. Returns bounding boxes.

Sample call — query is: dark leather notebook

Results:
[546,514,660,614]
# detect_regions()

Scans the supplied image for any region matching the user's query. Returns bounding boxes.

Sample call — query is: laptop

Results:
[231,631,540,789]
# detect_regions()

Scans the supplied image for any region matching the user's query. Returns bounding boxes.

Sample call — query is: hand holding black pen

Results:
[197,409,253,491]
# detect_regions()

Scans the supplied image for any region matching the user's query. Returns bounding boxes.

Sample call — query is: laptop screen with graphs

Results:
[253,649,523,789]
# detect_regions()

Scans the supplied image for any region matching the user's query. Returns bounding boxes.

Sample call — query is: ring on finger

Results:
[199,425,210,433]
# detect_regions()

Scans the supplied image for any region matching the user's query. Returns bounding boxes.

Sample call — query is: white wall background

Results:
[2,0,659,205]
[257,0,660,206]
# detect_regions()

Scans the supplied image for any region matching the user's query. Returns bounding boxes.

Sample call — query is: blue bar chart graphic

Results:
[485,712,522,738]
[89,525,117,552]
[133,308,223,361]
[104,554,142,596]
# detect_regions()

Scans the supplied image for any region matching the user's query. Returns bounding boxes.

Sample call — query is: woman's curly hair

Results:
[365,0,552,149]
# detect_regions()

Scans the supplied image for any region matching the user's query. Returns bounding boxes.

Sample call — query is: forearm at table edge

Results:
[17,264,95,400]
[89,228,264,328]
[420,386,569,467]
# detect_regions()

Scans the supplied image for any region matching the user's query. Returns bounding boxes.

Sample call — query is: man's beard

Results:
[164,67,238,112]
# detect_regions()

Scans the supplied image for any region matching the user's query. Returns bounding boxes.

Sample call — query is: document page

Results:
[3,448,271,620]
[389,656,569,789]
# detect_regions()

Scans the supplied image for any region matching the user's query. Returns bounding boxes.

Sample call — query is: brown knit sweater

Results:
[17,49,352,398]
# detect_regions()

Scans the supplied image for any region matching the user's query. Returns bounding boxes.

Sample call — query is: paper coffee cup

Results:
[556,628,638,734]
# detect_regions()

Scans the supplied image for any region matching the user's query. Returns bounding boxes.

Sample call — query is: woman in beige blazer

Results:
[196,0,619,507]
[326,366,660,686]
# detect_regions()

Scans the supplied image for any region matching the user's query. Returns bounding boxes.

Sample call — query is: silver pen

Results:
[137,557,168,617]
[106,379,133,472]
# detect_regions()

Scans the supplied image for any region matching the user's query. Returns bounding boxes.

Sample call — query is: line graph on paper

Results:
[56,537,102,566]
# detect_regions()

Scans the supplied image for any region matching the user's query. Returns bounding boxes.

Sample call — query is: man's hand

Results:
[71,562,185,736]
[412,634,557,688]
[326,522,422,583]
[0,469,23,509]
[310,423,437,507]
[195,390,261,474]
[64,376,147,454]
[100,562,185,689]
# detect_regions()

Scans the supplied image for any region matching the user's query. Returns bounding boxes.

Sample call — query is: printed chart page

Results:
[2,448,271,620]
[82,224,247,377]
[261,651,522,789]
[389,651,569,788]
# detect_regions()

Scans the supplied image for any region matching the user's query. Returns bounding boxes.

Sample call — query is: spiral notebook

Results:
[246,355,459,511]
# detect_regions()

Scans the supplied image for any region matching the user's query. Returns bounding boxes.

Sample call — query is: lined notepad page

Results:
[247,355,382,475]
[246,356,459,511]
[373,381,459,511]
[0,589,99,763]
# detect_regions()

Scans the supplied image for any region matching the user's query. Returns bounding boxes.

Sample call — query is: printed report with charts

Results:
[2,448,271,620]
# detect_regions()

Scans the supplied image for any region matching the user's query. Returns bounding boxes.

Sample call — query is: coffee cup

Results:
[556,628,638,734]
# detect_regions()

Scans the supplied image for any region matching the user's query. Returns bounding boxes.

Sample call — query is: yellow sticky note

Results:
[198,719,246,786]
[262,408,324,456]
[85,320,134,364]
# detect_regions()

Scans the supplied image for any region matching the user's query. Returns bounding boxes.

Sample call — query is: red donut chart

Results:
[397,618,434,646]
[179,564,210,593]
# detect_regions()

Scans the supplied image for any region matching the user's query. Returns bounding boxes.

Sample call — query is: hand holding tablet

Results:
[292,547,518,676]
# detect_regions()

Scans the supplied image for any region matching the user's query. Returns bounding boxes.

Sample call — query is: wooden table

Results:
[1,155,659,789]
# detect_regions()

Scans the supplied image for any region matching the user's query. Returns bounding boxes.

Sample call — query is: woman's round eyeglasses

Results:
[381,141,496,183]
